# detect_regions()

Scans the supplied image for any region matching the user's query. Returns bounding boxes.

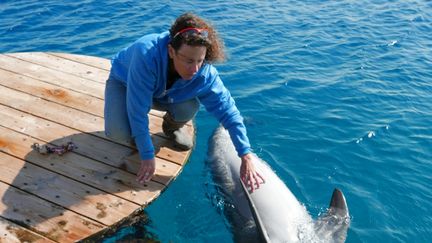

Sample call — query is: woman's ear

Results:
[168,44,175,59]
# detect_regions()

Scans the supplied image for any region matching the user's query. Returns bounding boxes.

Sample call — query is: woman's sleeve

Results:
[198,75,251,157]
[126,48,156,160]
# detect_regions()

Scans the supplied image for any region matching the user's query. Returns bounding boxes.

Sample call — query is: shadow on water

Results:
[0,130,186,242]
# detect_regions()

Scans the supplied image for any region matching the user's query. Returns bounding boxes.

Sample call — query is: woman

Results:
[105,13,264,191]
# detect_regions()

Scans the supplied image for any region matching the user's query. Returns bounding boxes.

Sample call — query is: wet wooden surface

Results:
[0,52,194,242]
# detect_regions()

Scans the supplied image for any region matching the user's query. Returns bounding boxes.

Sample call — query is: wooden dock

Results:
[0,52,194,242]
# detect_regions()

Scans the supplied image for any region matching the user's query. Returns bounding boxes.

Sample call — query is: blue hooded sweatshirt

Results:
[109,31,251,160]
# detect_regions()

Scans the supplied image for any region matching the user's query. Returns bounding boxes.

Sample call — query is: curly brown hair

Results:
[170,13,225,63]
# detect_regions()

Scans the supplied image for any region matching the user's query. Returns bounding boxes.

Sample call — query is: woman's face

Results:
[169,44,206,80]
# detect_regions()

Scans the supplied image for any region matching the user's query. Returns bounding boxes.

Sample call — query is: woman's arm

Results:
[199,73,265,190]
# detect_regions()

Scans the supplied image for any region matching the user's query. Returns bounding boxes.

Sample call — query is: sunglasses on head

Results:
[173,27,209,39]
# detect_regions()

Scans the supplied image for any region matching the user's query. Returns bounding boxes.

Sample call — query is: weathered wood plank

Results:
[0,152,139,226]
[0,103,188,167]
[0,123,166,205]
[0,83,104,132]
[0,53,186,121]
[48,52,111,71]
[0,70,192,136]
[5,52,109,84]
[0,54,105,99]
[0,86,192,165]
[0,181,104,242]
[0,68,105,117]
[0,216,56,243]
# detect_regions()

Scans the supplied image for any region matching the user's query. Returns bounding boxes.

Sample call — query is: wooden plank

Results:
[0,83,104,132]
[0,124,166,204]
[122,152,183,186]
[48,52,111,71]
[0,216,56,243]
[0,181,104,242]
[0,86,192,165]
[0,68,105,117]
[0,152,139,226]
[0,103,187,167]
[0,53,188,121]
[0,54,104,99]
[5,52,109,84]
[0,70,192,136]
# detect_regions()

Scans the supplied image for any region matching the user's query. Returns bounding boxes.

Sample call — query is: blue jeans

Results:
[104,78,199,143]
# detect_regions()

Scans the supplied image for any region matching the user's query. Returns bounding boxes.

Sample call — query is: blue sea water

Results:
[1,0,431,242]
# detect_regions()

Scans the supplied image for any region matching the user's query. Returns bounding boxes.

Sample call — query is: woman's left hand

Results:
[240,153,265,192]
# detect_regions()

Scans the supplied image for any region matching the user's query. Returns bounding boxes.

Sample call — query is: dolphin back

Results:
[207,127,317,242]
[207,127,259,242]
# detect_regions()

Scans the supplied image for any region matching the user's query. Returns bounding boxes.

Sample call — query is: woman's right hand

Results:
[137,158,156,184]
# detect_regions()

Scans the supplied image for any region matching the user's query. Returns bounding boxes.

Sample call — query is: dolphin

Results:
[207,127,350,243]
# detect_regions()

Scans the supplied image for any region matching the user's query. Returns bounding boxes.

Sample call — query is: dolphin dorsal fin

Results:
[314,189,350,243]
[328,188,349,218]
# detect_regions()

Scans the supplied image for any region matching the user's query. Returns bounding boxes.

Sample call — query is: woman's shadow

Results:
[0,129,186,242]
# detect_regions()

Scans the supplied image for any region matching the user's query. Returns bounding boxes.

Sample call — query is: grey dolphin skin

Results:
[207,127,350,243]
